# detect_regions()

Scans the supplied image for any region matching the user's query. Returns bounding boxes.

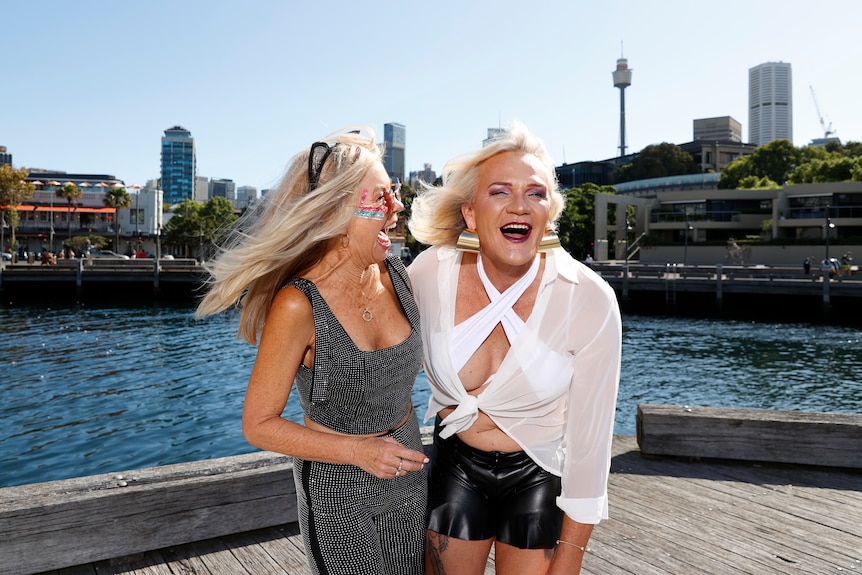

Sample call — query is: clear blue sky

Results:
[3,0,860,193]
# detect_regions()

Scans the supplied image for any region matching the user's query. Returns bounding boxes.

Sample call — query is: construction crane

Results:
[809,86,836,138]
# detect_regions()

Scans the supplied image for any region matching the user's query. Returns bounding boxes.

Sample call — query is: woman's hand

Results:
[353,435,429,479]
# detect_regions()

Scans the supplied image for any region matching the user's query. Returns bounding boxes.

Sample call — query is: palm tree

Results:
[56,183,83,240]
[103,187,132,251]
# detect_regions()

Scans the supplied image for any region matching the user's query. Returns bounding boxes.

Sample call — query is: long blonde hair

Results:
[409,121,564,247]
[195,127,383,344]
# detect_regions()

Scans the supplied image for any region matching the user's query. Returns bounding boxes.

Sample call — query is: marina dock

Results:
[0,258,206,297]
[5,411,861,575]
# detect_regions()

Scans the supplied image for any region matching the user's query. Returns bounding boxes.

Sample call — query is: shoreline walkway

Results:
[30,435,862,575]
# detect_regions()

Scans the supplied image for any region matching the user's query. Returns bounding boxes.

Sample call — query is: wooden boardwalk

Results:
[31,435,862,575]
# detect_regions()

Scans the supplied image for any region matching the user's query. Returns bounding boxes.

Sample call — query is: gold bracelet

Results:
[556,539,587,552]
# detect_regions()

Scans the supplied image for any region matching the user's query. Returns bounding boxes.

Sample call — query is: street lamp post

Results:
[683,211,689,265]
[624,217,632,266]
[823,204,836,306]
[623,216,632,299]
[1,212,7,260]
[824,205,835,279]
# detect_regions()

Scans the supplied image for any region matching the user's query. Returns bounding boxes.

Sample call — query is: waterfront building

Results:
[383,123,405,183]
[8,174,167,256]
[748,62,793,146]
[595,179,862,263]
[161,126,197,205]
[17,173,124,253]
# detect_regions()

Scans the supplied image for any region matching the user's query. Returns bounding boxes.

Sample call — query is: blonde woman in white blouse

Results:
[408,122,621,575]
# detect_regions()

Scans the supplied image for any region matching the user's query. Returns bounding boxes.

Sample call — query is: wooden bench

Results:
[637,403,862,469]
[0,429,434,575]
[0,452,298,575]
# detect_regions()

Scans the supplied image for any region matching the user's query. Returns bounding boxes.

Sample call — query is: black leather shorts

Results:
[426,418,563,549]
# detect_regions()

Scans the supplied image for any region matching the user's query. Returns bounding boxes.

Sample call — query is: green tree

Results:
[557,182,617,259]
[165,197,238,261]
[719,139,801,188]
[65,235,107,254]
[788,156,862,184]
[614,143,699,183]
[0,164,36,250]
[103,186,132,251]
[56,183,84,240]
[737,175,781,189]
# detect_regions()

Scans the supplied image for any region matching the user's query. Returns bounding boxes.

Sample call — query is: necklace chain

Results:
[320,259,379,322]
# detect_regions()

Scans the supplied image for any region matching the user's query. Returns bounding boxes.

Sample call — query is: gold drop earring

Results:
[538,230,561,251]
[455,229,480,252]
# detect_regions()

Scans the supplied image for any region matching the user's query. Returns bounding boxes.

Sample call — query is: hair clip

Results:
[308,142,338,190]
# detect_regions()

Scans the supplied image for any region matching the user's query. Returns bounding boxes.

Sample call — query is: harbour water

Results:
[1,300,861,488]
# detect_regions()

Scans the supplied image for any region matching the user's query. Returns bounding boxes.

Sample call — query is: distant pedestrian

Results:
[585,253,594,267]
[842,252,853,276]
[803,256,811,276]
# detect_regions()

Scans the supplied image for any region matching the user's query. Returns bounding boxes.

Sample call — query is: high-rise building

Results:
[693,117,742,143]
[0,146,11,166]
[383,123,406,183]
[160,126,196,205]
[748,62,792,146]
[194,176,209,203]
[209,178,236,203]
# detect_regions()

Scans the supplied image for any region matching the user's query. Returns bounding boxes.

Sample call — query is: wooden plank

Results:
[611,435,862,572]
[610,469,855,572]
[0,452,297,575]
[93,551,171,575]
[247,524,309,573]
[637,403,862,468]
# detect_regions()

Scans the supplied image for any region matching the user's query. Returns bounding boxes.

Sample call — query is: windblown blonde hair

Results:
[408,121,564,247]
[195,126,383,344]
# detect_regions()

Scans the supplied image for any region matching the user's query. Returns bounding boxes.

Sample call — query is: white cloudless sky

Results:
[3,0,860,193]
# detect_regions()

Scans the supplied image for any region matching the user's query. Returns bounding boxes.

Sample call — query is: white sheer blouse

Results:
[408,245,621,524]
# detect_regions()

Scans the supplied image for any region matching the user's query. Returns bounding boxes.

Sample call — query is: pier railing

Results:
[0,257,206,295]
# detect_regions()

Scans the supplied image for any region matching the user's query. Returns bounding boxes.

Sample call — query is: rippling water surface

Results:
[1,301,860,487]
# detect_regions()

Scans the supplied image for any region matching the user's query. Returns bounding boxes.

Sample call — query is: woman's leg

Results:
[426,530,493,575]
[493,542,555,575]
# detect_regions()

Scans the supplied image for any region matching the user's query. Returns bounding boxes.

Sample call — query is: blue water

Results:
[2,301,861,488]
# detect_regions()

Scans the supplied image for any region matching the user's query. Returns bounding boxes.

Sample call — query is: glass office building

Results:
[160,126,196,205]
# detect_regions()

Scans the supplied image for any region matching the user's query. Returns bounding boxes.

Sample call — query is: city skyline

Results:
[3,1,861,193]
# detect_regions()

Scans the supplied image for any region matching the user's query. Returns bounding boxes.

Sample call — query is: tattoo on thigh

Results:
[426,532,449,575]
